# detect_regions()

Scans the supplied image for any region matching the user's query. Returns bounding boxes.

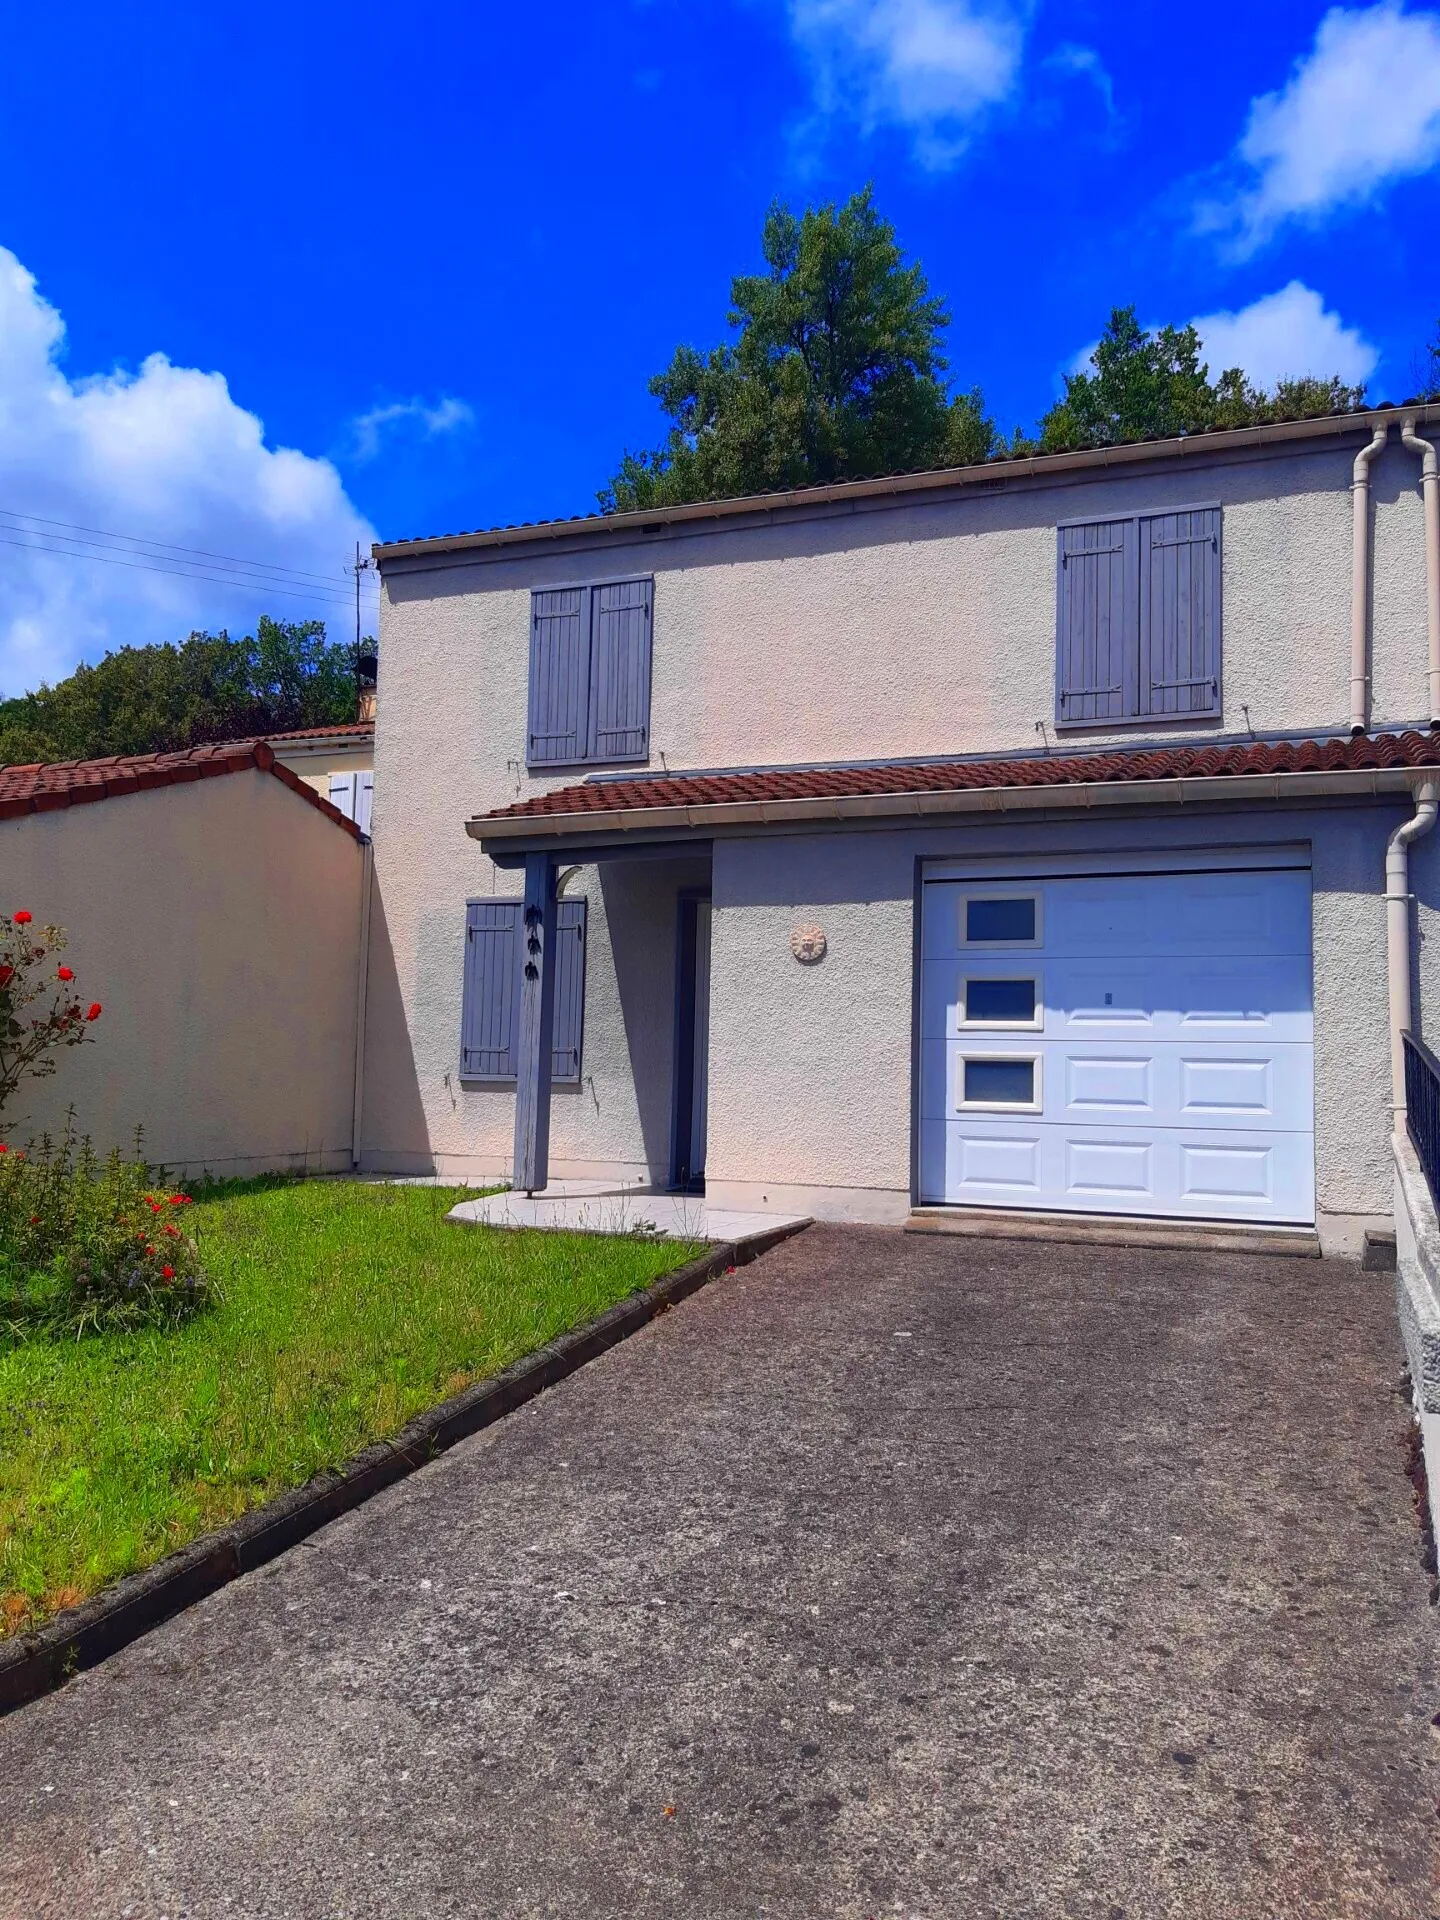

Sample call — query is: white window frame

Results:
[957,890,1044,949]
[957,971,1044,1032]
[955,1051,1045,1114]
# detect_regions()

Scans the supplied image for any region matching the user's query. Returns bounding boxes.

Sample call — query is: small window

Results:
[962,895,1040,946]
[962,977,1039,1027]
[958,1055,1043,1111]
[460,898,588,1083]
[1056,506,1221,729]
[528,578,653,768]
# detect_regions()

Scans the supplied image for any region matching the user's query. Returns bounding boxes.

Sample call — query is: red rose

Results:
[85,1003,101,1021]
[162,1266,175,1280]
[0,1144,7,1155]
[12,911,30,925]
[57,966,73,981]
[0,967,12,986]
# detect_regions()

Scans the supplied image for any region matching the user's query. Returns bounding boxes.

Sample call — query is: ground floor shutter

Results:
[460,897,587,1083]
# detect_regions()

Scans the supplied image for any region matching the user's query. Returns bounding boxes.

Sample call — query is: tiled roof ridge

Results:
[0,738,364,840]
[484,728,1440,822]
[263,721,375,741]
[378,401,1440,557]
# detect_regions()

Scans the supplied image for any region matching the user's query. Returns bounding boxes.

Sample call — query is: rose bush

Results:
[0,1120,212,1336]
[0,909,100,1138]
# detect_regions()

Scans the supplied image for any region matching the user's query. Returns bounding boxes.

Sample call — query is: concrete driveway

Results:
[2,1224,1437,1919]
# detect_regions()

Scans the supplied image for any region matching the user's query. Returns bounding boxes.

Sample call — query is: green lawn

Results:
[0,1179,700,1636]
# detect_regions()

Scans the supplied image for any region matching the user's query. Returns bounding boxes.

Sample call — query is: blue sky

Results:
[3,0,1440,692]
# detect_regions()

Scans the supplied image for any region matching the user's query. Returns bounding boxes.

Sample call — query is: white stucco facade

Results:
[361,415,1440,1252]
[3,770,365,1175]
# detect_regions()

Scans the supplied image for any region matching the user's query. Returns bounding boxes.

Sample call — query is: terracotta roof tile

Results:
[262,722,375,741]
[481,729,1440,824]
[0,739,364,839]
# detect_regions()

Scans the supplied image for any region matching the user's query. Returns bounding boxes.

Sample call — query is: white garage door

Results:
[918,859,1315,1225]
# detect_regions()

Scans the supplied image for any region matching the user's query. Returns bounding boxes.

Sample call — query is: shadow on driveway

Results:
[2,1224,1437,1918]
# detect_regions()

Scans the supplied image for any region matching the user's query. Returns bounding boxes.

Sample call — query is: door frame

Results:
[670,887,712,1192]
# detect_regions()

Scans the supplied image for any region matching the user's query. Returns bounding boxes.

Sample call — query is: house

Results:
[267,721,375,832]
[0,740,367,1175]
[362,405,1440,1257]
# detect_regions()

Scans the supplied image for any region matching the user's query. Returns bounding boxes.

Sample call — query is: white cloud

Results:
[1191,282,1379,388]
[0,246,375,699]
[350,394,475,462]
[1206,3,1440,251]
[788,0,1027,165]
[1043,43,1117,127]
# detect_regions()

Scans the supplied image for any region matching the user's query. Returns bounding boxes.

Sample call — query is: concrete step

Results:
[904,1205,1322,1259]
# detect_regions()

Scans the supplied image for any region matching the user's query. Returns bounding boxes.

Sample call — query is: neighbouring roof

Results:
[0,739,365,839]
[471,729,1440,844]
[262,722,375,743]
[377,402,1440,564]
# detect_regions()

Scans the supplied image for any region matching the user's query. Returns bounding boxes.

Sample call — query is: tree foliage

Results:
[0,616,372,768]
[1034,307,1367,454]
[602,188,996,511]
[1412,319,1440,404]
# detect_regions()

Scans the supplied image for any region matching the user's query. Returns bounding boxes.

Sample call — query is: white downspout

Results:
[1388,780,1439,1121]
[1351,421,1389,735]
[1402,415,1440,727]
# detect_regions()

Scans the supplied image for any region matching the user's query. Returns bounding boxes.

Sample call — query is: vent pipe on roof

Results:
[1387,779,1439,1122]
[1351,422,1389,735]
[1401,416,1440,727]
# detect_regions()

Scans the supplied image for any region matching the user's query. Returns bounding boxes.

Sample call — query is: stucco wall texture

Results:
[2,772,364,1175]
[364,433,1440,1236]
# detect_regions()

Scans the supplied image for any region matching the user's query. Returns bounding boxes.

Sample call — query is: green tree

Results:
[602,188,996,511]
[1410,318,1440,402]
[0,616,372,767]
[1037,306,1366,453]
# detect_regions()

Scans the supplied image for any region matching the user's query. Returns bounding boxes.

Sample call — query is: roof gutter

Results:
[469,764,1428,855]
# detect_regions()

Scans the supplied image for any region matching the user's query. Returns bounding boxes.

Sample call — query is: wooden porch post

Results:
[512,851,558,1195]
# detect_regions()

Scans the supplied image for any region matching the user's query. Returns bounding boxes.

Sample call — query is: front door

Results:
[672,894,712,1191]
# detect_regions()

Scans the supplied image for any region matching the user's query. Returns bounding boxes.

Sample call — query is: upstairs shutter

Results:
[356,770,374,836]
[1138,508,1221,718]
[460,901,520,1078]
[328,772,357,820]
[528,588,590,766]
[551,899,588,1083]
[589,579,652,762]
[1056,519,1134,724]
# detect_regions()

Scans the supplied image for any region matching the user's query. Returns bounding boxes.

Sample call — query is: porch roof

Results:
[469,728,1440,857]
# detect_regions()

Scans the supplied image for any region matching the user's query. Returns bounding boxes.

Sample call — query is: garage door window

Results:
[960,977,1041,1027]
[959,1055,1042,1110]
[962,895,1040,946]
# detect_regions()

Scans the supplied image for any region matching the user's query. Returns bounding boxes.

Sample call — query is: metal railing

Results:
[1404,1029,1440,1209]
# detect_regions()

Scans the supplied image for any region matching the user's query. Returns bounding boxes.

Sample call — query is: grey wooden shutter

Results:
[356,770,374,835]
[588,579,652,762]
[550,899,587,1084]
[1138,508,1221,718]
[528,588,590,766]
[461,901,520,1077]
[1056,519,1134,724]
[328,772,356,819]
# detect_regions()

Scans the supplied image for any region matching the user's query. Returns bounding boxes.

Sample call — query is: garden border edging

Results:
[0,1218,809,1716]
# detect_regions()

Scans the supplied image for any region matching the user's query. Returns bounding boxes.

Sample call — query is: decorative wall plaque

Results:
[790,923,827,964]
